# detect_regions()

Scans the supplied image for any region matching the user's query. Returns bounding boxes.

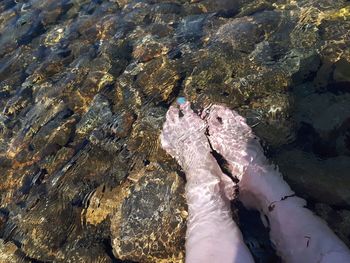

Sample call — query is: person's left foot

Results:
[160,101,211,171]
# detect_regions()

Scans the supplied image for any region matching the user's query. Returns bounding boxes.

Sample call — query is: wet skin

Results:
[161,100,350,263]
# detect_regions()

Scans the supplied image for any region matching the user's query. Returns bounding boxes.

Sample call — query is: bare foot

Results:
[160,101,235,200]
[205,105,266,177]
[206,105,350,263]
[161,101,254,263]
[160,101,210,171]
[206,105,293,210]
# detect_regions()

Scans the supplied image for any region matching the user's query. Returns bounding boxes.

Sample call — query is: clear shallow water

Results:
[0,0,349,262]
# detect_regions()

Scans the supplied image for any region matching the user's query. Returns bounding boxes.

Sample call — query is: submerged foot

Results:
[206,105,294,210]
[160,101,210,171]
[160,101,236,200]
[198,104,350,263]
[206,105,266,179]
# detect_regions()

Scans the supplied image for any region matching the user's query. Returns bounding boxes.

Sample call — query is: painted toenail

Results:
[176,97,186,105]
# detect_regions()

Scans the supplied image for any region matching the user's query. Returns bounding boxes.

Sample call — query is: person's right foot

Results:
[205,105,266,179]
[206,105,350,263]
[205,105,294,211]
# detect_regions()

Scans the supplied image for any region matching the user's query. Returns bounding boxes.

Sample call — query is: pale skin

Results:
[161,101,254,263]
[161,100,350,263]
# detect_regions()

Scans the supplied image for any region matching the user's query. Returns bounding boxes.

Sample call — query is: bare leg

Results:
[161,102,254,263]
[207,105,350,263]
[243,164,350,263]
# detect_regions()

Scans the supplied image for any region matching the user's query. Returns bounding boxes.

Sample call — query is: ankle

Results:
[240,164,295,210]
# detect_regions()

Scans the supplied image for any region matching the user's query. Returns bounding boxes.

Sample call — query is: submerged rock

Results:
[1,0,350,260]
[315,203,350,247]
[275,149,350,207]
[0,239,25,263]
[86,163,187,262]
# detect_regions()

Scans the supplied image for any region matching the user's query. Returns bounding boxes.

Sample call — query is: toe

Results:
[210,104,226,113]
[207,105,234,124]
[166,105,180,123]
[176,98,196,118]
[207,112,224,132]
[218,108,239,126]
[209,105,250,131]
[179,101,191,112]
[209,114,222,128]
[179,101,206,129]
[179,101,198,120]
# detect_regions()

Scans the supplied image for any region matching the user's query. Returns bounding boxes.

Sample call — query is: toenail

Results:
[176,97,186,105]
